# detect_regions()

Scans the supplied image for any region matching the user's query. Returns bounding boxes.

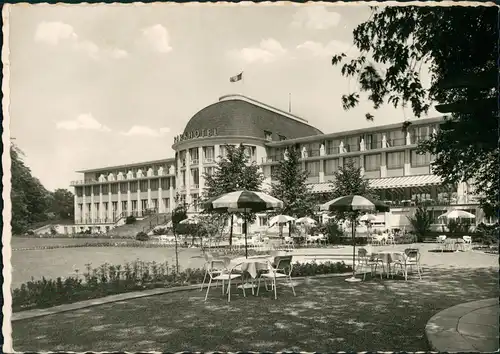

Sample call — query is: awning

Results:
[369,175,443,190]
[310,174,443,194]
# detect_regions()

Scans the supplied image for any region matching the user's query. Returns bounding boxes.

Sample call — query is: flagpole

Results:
[241,70,245,96]
[289,93,291,113]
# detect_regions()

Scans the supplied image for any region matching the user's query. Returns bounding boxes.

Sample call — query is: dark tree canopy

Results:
[332,6,498,215]
[270,147,316,218]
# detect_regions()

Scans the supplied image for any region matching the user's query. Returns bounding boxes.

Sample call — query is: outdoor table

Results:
[371,251,406,278]
[444,238,465,251]
[228,255,273,293]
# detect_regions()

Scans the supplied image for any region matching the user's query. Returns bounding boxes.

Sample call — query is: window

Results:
[324,159,339,175]
[204,146,215,161]
[110,184,118,194]
[364,154,381,171]
[306,161,320,177]
[345,136,360,152]
[190,148,199,162]
[387,151,405,169]
[161,178,170,190]
[150,179,159,190]
[386,130,405,147]
[243,145,255,160]
[259,216,268,226]
[264,130,272,141]
[120,182,128,193]
[271,165,279,177]
[181,171,186,186]
[191,168,199,185]
[203,167,214,177]
[326,139,340,154]
[411,126,430,144]
[76,187,83,197]
[219,145,228,158]
[121,201,128,212]
[93,185,100,195]
[131,200,137,211]
[364,133,381,150]
[140,180,148,191]
[345,157,360,169]
[129,181,137,191]
[411,150,430,167]
[192,194,199,211]
[163,198,170,211]
[84,186,91,196]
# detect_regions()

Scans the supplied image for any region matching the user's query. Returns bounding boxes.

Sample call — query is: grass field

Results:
[12,267,498,352]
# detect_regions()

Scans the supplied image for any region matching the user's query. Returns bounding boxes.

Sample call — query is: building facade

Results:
[70,94,484,234]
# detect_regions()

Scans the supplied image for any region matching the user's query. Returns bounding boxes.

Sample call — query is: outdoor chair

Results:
[204,259,245,302]
[200,253,228,291]
[356,248,383,280]
[256,255,296,300]
[386,233,396,246]
[393,248,422,281]
[437,235,447,252]
[463,236,472,251]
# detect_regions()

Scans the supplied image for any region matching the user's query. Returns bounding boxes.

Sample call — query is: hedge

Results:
[12,259,351,312]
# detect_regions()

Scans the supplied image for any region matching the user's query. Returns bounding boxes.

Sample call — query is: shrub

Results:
[135,232,149,241]
[153,227,168,236]
[126,216,136,225]
[12,258,351,312]
[407,204,433,242]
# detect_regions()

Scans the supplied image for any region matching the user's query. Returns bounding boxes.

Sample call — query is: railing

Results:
[344,144,360,153]
[385,138,406,147]
[364,141,384,150]
[381,197,479,207]
[192,184,199,189]
[203,158,215,164]
[190,159,199,165]
[411,135,430,145]
[306,149,321,157]
[327,147,339,155]
[262,155,283,163]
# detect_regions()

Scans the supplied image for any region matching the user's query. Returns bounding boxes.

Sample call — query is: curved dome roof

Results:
[182,96,323,140]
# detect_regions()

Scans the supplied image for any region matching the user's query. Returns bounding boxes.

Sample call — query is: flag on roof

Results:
[230,72,243,82]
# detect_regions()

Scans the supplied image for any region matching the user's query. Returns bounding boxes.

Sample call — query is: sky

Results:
[6,3,439,191]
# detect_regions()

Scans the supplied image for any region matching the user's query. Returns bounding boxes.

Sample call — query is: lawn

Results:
[12,267,498,352]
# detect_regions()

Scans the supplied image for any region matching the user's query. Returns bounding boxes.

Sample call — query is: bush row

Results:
[12,259,351,312]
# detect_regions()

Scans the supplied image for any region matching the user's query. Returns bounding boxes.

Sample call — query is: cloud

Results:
[34,21,127,60]
[56,113,111,132]
[142,24,172,53]
[229,38,286,64]
[110,48,128,59]
[34,21,78,45]
[292,6,341,30]
[296,40,354,57]
[120,126,171,137]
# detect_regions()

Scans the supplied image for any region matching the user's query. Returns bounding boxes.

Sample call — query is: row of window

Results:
[75,178,174,197]
[78,198,171,213]
[88,164,172,181]
[266,151,431,177]
[179,145,257,166]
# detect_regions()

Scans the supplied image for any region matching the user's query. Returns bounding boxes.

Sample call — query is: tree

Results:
[407,204,433,242]
[11,144,52,234]
[329,158,375,223]
[171,203,188,274]
[202,144,264,245]
[270,147,316,218]
[49,189,74,220]
[331,6,498,215]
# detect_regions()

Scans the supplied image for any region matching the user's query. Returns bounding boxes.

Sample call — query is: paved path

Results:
[426,298,499,352]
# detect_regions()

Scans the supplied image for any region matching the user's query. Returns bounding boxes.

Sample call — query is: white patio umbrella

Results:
[203,190,283,258]
[438,210,476,220]
[179,215,201,224]
[296,216,317,225]
[359,214,377,222]
[269,214,296,238]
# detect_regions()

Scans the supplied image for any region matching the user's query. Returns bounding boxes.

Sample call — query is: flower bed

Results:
[12,259,351,312]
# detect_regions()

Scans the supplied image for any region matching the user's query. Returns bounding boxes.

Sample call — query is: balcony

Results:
[364,141,384,150]
[190,159,199,165]
[306,149,321,158]
[262,155,283,163]
[385,138,406,148]
[344,144,360,153]
[327,147,339,155]
[411,135,430,145]
[203,158,215,164]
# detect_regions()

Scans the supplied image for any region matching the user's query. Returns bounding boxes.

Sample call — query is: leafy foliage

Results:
[270,147,316,218]
[332,6,498,214]
[135,231,149,241]
[171,204,188,273]
[407,204,433,242]
[49,189,74,220]
[125,216,137,225]
[446,219,472,237]
[11,145,52,234]
[328,158,374,222]
[202,144,264,244]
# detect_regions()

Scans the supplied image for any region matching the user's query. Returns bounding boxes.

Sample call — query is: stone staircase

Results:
[107,213,171,238]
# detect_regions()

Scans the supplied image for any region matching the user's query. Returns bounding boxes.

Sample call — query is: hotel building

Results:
[70,94,484,234]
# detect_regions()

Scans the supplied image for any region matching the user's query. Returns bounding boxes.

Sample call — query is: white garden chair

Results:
[356,248,384,280]
[393,248,422,281]
[463,235,472,251]
[256,255,296,300]
[204,259,245,302]
[436,235,447,252]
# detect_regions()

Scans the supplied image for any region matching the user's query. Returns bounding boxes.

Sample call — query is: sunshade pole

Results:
[351,215,356,279]
[244,210,248,259]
